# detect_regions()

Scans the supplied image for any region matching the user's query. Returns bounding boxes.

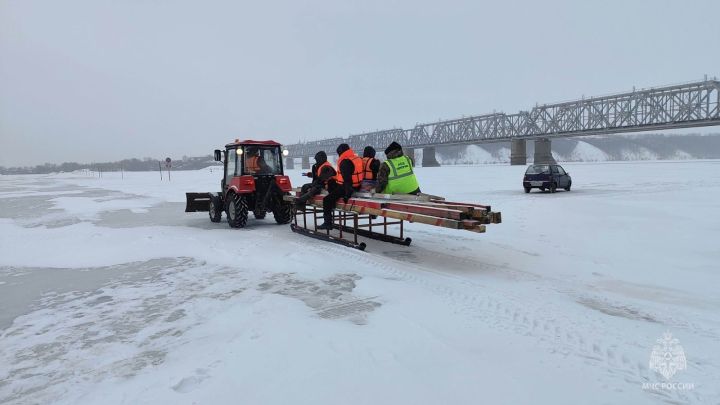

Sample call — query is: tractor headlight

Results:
[236,149,243,156]
[282,149,289,156]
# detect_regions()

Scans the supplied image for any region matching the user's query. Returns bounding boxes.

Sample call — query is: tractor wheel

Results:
[227,193,249,228]
[273,197,293,224]
[209,195,222,223]
[253,209,266,220]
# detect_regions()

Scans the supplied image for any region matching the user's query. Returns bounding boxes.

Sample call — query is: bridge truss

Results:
[286,79,720,157]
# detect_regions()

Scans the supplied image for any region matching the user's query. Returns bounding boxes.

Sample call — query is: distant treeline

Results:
[0,156,221,175]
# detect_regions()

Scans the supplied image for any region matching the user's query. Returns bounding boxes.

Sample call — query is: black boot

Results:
[316,213,334,230]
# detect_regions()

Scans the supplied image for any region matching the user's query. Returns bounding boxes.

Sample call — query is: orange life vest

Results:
[362,157,377,181]
[316,161,333,184]
[246,155,260,172]
[335,149,364,188]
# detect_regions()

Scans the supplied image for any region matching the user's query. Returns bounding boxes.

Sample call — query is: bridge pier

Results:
[533,138,556,164]
[301,156,311,170]
[285,157,294,170]
[510,139,527,165]
[405,148,415,165]
[421,147,441,167]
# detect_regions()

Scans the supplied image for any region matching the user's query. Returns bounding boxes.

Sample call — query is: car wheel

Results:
[524,187,531,193]
[565,182,571,191]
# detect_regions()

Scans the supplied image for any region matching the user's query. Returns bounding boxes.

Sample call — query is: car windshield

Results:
[525,165,550,174]
[243,146,282,175]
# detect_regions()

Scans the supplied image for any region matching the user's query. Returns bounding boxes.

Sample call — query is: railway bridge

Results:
[284,78,720,168]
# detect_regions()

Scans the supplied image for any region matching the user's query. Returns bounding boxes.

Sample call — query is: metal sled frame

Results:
[290,205,412,251]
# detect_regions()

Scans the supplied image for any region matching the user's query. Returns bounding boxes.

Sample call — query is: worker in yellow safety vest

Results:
[376,141,421,195]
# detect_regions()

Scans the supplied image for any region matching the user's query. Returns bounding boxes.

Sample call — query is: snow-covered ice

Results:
[1,161,719,404]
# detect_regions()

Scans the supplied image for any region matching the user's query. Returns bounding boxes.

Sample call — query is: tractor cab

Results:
[217,140,289,193]
[186,139,294,228]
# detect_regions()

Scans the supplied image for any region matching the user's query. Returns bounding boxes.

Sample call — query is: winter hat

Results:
[336,143,350,155]
[363,146,376,158]
[314,151,327,164]
[384,141,402,155]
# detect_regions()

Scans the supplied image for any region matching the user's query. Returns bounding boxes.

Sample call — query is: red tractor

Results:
[185,140,294,228]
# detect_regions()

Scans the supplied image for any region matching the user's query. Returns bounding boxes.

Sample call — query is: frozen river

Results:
[1,160,719,404]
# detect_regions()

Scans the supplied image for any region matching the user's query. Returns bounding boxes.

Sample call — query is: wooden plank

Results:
[465,225,486,233]
[395,200,477,214]
[340,198,385,210]
[293,194,501,230]
[301,199,465,230]
[335,204,465,230]
[343,194,478,214]
[429,199,491,210]
[462,219,481,229]
[308,197,466,221]
[351,192,444,202]
[382,202,465,220]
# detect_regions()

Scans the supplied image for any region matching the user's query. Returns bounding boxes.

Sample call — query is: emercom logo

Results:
[642,331,694,391]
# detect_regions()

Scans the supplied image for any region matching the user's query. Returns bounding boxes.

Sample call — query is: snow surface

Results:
[1,161,719,404]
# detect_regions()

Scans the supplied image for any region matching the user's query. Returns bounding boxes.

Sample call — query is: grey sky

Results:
[1,0,719,167]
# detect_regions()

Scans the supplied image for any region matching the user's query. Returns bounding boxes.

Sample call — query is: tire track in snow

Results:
[290,238,715,404]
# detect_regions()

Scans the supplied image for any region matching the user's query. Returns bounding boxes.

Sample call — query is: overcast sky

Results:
[1,0,719,166]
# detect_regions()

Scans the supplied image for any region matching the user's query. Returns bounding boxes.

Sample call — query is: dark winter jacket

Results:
[307,151,336,187]
[308,164,336,186]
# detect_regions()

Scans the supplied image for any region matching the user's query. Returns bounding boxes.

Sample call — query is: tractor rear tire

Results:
[273,198,293,224]
[209,195,222,223]
[253,210,266,220]
[227,193,249,228]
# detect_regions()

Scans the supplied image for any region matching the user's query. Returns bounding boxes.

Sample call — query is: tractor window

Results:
[243,146,282,175]
[226,148,237,183]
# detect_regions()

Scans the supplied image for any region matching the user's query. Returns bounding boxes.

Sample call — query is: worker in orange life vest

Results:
[360,146,381,192]
[295,151,336,208]
[317,143,364,230]
[244,148,271,174]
